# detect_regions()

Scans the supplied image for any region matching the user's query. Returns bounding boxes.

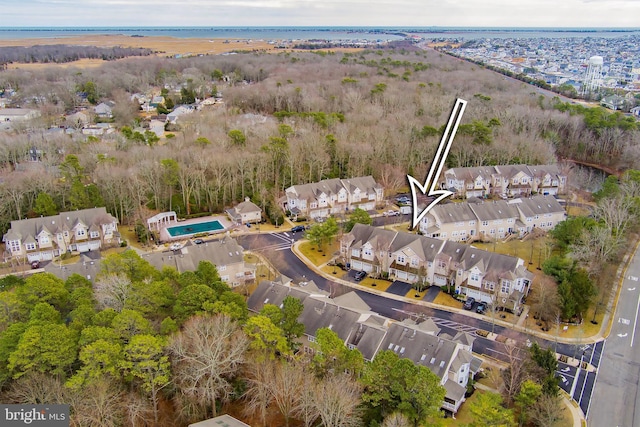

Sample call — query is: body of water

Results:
[0,26,638,41]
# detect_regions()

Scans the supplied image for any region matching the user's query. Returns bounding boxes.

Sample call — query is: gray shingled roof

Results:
[3,207,117,243]
[141,237,244,274]
[468,200,519,221]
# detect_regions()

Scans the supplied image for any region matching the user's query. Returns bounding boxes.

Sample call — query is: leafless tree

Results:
[67,377,125,427]
[529,393,563,427]
[168,314,248,418]
[1,372,66,404]
[242,358,273,426]
[93,272,131,311]
[313,373,362,427]
[501,342,528,407]
[382,412,412,427]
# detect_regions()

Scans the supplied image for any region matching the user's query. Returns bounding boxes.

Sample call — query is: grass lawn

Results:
[406,288,427,300]
[433,289,464,310]
[358,277,393,292]
[472,236,554,271]
[298,240,339,266]
[440,389,486,426]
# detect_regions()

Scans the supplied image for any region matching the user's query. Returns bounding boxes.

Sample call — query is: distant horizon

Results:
[0,25,639,30]
[4,0,640,28]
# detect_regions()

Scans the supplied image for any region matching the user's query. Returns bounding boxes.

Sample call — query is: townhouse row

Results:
[441,164,567,199]
[342,224,534,312]
[248,279,481,414]
[420,195,566,242]
[283,175,384,220]
[2,207,120,263]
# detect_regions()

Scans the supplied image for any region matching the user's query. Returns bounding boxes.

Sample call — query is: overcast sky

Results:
[3,0,639,28]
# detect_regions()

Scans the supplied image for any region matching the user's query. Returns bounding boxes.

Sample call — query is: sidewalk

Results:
[291,239,604,346]
[291,241,589,426]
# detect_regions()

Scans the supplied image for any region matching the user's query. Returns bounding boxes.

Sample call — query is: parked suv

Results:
[476,303,487,314]
[354,270,367,281]
[291,225,306,233]
[463,297,475,310]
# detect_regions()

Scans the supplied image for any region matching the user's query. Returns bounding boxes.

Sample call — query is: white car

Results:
[384,210,400,217]
[169,243,182,251]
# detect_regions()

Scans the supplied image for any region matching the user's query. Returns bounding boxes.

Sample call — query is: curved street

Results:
[237,227,604,418]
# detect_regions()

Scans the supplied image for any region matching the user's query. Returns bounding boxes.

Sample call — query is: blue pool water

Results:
[167,220,224,237]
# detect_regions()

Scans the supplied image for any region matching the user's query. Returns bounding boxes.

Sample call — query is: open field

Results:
[0,34,364,70]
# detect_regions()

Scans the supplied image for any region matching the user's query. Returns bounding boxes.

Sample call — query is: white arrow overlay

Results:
[408,98,467,229]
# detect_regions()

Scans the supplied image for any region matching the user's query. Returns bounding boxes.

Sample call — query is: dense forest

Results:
[0,46,637,234]
[0,45,154,68]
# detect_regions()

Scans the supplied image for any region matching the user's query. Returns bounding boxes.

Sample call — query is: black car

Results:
[463,297,475,310]
[194,238,204,245]
[291,225,306,233]
[476,303,486,314]
[354,270,367,281]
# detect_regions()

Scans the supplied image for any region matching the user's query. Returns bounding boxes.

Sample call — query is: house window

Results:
[456,222,464,227]
[482,221,488,226]
[490,229,495,234]
[470,272,479,281]
[507,218,514,223]
[484,282,495,291]
[428,261,433,267]
[526,217,532,222]
[441,232,447,238]
[397,255,405,263]
[77,229,86,237]
[64,231,69,238]
[494,219,502,224]
[469,220,476,226]
[410,258,419,267]
[25,243,37,251]
[8,240,20,252]
[308,336,316,343]
[364,248,372,256]
[437,260,447,269]
[352,249,361,257]
[457,269,462,276]
[39,235,49,244]
[501,281,511,294]
[90,231,99,239]
[221,275,229,282]
[310,202,318,209]
[534,215,539,220]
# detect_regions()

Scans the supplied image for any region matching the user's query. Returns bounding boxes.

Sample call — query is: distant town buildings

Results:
[441,35,640,97]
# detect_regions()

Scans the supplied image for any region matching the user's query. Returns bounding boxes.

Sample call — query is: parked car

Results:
[194,238,204,245]
[291,225,306,233]
[169,243,182,251]
[476,303,487,314]
[463,297,475,310]
[354,270,367,281]
[30,260,40,269]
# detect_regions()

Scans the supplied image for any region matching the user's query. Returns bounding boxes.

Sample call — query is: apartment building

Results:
[419,195,566,242]
[284,176,383,220]
[2,207,119,263]
[442,164,566,199]
[341,224,533,312]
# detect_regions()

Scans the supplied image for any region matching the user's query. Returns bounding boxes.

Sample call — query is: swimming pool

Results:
[166,220,225,237]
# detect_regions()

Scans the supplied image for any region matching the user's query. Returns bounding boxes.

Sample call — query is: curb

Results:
[291,240,605,346]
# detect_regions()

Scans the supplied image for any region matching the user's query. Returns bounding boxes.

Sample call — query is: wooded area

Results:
[0,45,639,425]
[0,47,637,233]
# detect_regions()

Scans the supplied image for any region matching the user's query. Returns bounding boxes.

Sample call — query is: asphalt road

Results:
[588,249,640,427]
[238,230,598,414]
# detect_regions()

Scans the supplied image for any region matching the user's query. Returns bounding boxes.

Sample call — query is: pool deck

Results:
[159,215,233,242]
